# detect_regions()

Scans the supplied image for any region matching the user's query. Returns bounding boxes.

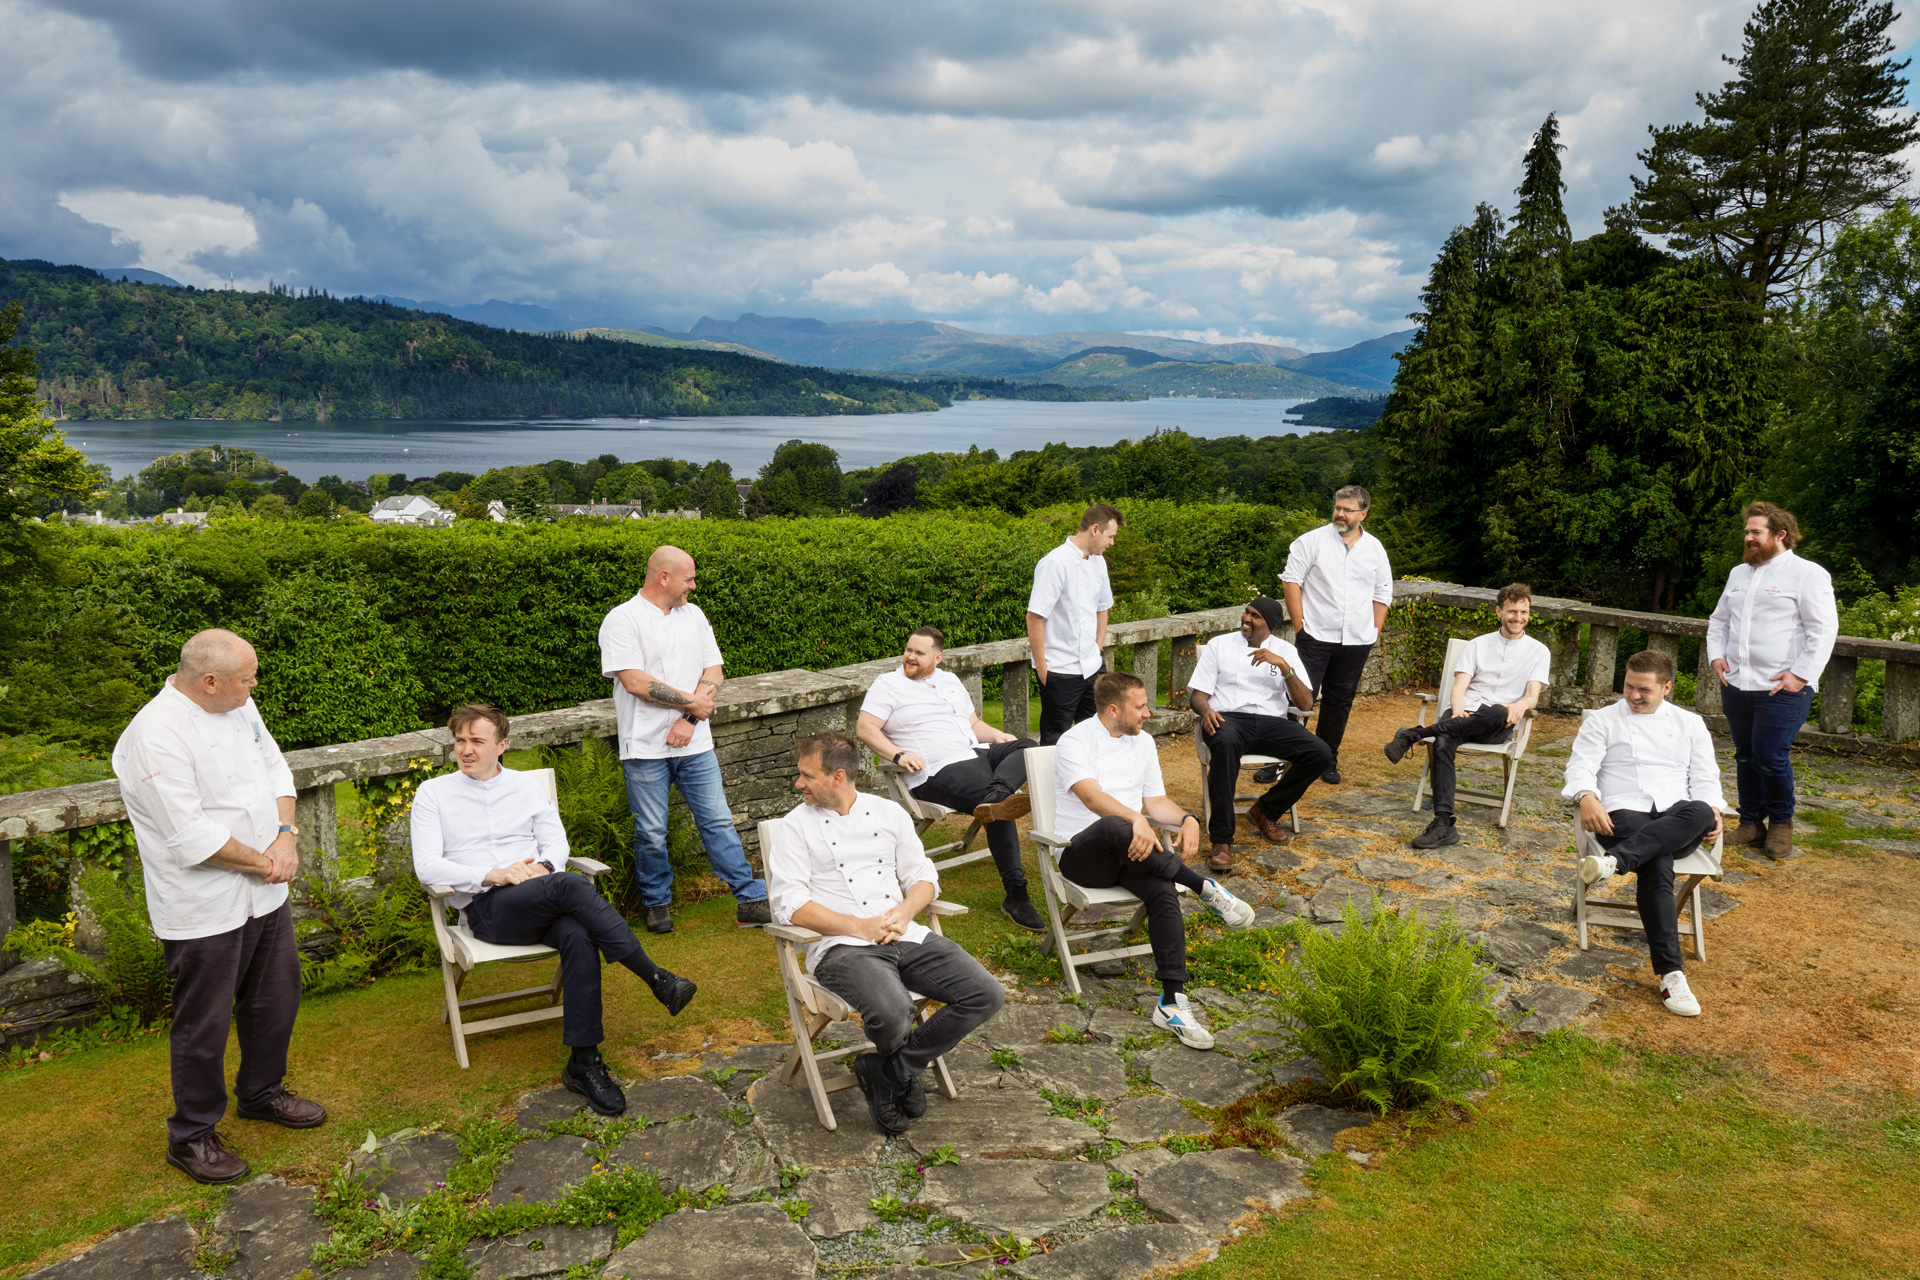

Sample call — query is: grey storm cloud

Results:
[7,0,1874,348]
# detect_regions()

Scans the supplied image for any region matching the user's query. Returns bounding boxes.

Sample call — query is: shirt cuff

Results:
[166,818,236,867]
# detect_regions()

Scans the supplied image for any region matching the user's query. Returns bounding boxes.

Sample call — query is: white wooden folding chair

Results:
[877,761,987,873]
[1192,716,1305,840]
[1026,746,1184,997]
[421,767,612,1069]
[1411,636,1535,828]
[759,818,968,1131]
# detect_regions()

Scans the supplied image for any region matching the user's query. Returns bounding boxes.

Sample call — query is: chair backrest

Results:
[1025,745,1060,842]
[530,766,558,806]
[1435,636,1472,720]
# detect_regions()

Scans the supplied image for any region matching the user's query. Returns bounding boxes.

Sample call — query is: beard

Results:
[1743,540,1783,567]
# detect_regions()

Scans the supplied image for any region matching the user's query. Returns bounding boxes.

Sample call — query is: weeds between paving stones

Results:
[1044,1023,1096,1045]
[1041,1089,1108,1127]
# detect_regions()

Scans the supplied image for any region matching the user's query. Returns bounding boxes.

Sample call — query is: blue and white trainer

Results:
[1151,993,1215,1050]
[1200,878,1256,929]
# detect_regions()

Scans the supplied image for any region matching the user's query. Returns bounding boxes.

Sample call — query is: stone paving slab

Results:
[795,1169,878,1238]
[1475,918,1568,974]
[1354,855,1420,881]
[1016,1043,1131,1101]
[628,1075,734,1121]
[1105,1095,1212,1145]
[920,1160,1111,1236]
[1406,897,1498,930]
[1311,877,1393,921]
[1112,1146,1177,1181]
[485,1136,597,1207]
[1278,1104,1373,1157]
[603,1203,816,1279]
[28,1215,196,1280]
[1477,877,1562,909]
[513,1086,588,1130]
[903,1090,1095,1157]
[1252,847,1302,872]
[979,1002,1090,1046]
[214,1178,331,1280]
[1213,1017,1286,1059]
[466,1224,617,1279]
[1267,1055,1328,1086]
[1139,1048,1262,1109]
[1510,983,1597,1034]
[1440,847,1505,873]
[943,1040,1018,1090]
[732,1137,781,1200]
[1409,867,1468,891]
[748,1075,892,1169]
[1085,1008,1142,1044]
[1553,947,1640,981]
[350,1133,461,1203]
[1135,1148,1309,1233]
[613,1116,740,1194]
[335,1252,421,1276]
[1857,838,1920,857]
[1013,1223,1217,1280]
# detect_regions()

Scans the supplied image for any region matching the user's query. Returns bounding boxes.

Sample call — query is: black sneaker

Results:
[1251,762,1281,785]
[1411,816,1459,849]
[645,904,673,934]
[651,972,697,1017]
[1001,894,1045,933]
[1383,728,1421,765]
[852,1052,910,1135]
[1321,764,1342,785]
[899,1070,928,1119]
[736,899,773,928]
[561,1050,628,1116]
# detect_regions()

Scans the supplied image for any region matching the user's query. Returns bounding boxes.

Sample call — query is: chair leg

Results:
[1497,754,1519,829]
[1037,866,1082,996]
[1574,881,1589,951]
[1413,744,1431,814]
[548,958,565,1006]
[442,961,471,1070]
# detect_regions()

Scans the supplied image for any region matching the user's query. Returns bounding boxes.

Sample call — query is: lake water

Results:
[62,397,1325,483]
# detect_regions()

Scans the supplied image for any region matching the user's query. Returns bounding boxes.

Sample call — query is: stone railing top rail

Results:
[5,581,1916,840]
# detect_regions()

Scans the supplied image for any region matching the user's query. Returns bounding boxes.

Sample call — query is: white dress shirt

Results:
[1458,631,1552,714]
[410,767,571,911]
[112,679,296,941]
[1189,631,1303,718]
[1705,549,1838,693]
[1280,523,1394,645]
[1052,716,1166,845]
[860,667,981,789]
[1027,538,1115,676]
[1561,700,1727,814]
[768,794,938,970]
[598,593,724,760]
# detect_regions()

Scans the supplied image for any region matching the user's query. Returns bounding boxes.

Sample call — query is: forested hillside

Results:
[0,260,947,421]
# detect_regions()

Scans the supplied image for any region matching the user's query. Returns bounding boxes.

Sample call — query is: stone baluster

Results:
[960,666,985,717]
[1585,625,1619,699]
[0,838,14,974]
[1885,661,1920,742]
[1101,644,1117,674]
[1646,631,1682,668]
[1818,656,1858,734]
[1694,641,1720,716]
[293,784,340,880]
[1001,660,1030,738]
[1168,633,1199,710]
[1132,642,1160,708]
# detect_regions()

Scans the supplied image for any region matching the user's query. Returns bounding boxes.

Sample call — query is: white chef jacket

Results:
[1027,537,1115,677]
[1052,715,1166,845]
[1457,631,1552,714]
[1280,523,1394,646]
[1189,631,1303,718]
[1561,700,1726,815]
[859,667,980,789]
[1705,549,1838,693]
[598,592,724,760]
[768,794,938,971]
[112,679,296,941]
[410,767,570,911]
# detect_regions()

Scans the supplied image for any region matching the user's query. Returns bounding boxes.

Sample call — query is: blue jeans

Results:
[620,751,767,908]
[1720,685,1812,823]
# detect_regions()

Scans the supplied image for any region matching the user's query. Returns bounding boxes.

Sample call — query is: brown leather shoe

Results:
[236,1085,328,1129]
[166,1132,250,1185]
[1762,818,1794,859]
[1249,803,1290,845]
[1208,842,1236,872]
[1729,822,1764,848]
[973,794,1031,823]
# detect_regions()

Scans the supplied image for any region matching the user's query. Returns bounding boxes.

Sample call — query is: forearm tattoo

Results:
[647,681,692,708]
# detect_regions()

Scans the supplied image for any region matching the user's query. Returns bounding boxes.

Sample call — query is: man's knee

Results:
[1674,800,1716,831]
[1299,735,1334,769]
[860,989,919,1056]
[1090,814,1134,844]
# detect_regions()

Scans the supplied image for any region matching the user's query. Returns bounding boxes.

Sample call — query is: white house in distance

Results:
[370,494,454,527]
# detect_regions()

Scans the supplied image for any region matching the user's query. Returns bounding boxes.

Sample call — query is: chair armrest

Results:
[425,883,456,900]
[1415,692,1438,702]
[1030,827,1067,850]
[766,923,822,945]
[567,857,611,876]
[929,900,968,917]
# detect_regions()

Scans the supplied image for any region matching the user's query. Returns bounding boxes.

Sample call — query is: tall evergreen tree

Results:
[1632,0,1916,301]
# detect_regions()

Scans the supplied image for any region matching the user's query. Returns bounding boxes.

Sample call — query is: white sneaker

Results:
[1201,879,1256,929]
[1579,854,1618,886]
[1659,970,1701,1017]
[1152,993,1216,1049]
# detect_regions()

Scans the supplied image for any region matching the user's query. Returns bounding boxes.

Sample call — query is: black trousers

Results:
[912,738,1037,894]
[1408,703,1512,816]
[466,870,651,1048]
[1058,815,1188,984]
[1295,631,1373,759]
[1038,666,1103,744]
[1596,801,1717,977]
[161,900,302,1145]
[1199,712,1332,844]
[812,933,1006,1086]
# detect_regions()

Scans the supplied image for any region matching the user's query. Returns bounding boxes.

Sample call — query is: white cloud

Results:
[56,190,258,285]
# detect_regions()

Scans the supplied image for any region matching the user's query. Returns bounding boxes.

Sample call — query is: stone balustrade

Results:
[5,580,1918,976]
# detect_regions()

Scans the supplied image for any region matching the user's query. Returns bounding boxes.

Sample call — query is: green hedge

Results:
[48,501,1320,748]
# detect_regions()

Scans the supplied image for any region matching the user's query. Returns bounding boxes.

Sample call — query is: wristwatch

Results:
[893,750,906,765]
[681,712,700,724]
[279,824,298,836]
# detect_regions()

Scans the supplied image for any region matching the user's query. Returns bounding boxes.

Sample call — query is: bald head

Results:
[641,545,699,609]
[176,629,260,713]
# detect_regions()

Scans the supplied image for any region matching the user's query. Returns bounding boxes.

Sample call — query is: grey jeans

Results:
[811,934,1005,1085]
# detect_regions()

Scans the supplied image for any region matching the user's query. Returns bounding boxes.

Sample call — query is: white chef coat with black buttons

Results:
[1561,699,1727,815]
[768,793,938,971]
[1705,549,1838,693]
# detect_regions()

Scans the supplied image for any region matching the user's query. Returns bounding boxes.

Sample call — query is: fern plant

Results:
[17,861,176,1024]
[1262,899,1500,1114]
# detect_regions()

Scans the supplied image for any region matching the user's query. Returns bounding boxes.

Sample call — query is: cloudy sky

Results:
[6,1,1916,349]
